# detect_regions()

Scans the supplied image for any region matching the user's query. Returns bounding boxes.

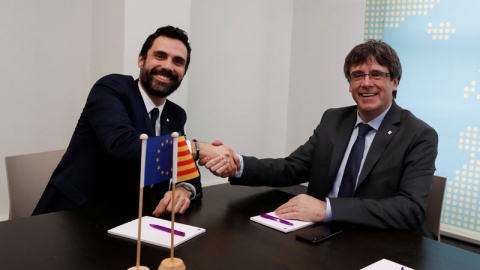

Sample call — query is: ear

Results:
[137,55,144,68]
[392,78,399,91]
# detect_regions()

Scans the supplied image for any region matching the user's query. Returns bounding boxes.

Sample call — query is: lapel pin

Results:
[388,130,392,135]
[166,118,170,123]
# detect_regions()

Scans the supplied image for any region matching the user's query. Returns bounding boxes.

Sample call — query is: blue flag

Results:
[141,134,174,187]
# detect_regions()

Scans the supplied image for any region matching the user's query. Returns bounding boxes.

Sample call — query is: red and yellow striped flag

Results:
[175,136,200,183]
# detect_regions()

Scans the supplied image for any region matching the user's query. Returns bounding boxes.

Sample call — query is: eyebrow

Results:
[350,69,386,74]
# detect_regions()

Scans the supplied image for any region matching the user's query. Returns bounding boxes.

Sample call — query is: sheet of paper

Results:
[250,211,313,233]
[107,216,205,248]
[361,258,414,270]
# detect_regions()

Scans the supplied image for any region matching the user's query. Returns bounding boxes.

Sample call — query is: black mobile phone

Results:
[295,224,344,244]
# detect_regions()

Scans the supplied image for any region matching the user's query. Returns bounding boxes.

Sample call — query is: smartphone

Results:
[296,224,344,244]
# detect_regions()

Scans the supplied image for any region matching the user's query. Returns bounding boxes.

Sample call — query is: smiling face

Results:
[138,36,188,105]
[348,58,399,122]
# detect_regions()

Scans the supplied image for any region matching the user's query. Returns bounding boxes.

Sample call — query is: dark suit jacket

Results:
[230,101,438,237]
[34,74,201,214]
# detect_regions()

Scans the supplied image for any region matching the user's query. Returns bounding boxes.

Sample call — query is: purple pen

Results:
[260,213,294,226]
[150,224,185,237]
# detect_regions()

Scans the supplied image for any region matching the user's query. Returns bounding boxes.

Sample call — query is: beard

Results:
[139,66,183,98]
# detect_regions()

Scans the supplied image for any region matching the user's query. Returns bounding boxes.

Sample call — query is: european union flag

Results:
[142,134,175,187]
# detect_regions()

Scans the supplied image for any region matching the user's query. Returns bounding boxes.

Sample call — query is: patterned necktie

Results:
[338,123,373,198]
[150,108,159,136]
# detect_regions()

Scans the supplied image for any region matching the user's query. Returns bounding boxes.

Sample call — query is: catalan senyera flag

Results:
[140,134,199,188]
[175,135,200,183]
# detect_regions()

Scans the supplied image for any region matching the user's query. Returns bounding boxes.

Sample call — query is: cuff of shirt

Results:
[186,139,193,153]
[232,153,244,178]
[175,182,196,200]
[324,197,332,222]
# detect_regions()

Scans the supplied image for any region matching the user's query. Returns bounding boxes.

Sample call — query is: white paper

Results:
[361,258,414,270]
[107,216,205,248]
[250,211,313,233]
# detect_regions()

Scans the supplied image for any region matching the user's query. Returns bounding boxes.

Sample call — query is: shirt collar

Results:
[138,81,165,114]
[355,103,392,130]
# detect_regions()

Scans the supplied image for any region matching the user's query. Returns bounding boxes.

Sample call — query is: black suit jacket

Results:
[34,74,201,214]
[230,101,437,237]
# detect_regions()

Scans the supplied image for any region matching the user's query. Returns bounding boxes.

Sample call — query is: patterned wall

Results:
[364,0,480,242]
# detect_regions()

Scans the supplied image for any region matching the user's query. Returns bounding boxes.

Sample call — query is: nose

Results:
[361,74,374,86]
[163,58,174,71]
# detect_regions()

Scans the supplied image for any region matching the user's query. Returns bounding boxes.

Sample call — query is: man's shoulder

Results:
[95,74,136,86]
[392,102,432,126]
[387,102,437,137]
[326,105,357,113]
[323,105,357,119]
[400,108,435,130]
[89,74,138,99]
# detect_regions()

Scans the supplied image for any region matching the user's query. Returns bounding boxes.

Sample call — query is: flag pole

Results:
[170,177,176,260]
[170,132,178,261]
[159,132,186,270]
[128,134,150,270]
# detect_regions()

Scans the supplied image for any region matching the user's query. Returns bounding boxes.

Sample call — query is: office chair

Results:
[426,175,447,241]
[5,149,65,219]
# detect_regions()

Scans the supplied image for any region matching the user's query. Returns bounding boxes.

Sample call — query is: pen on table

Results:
[260,213,294,226]
[149,224,185,237]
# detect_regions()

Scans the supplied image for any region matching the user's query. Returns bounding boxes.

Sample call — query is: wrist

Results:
[176,183,196,200]
[192,139,200,161]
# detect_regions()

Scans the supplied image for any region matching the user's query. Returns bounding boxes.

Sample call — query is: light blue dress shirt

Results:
[324,105,391,221]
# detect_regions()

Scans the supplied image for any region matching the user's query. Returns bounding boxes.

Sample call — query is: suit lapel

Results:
[328,109,357,184]
[357,101,401,186]
[132,79,156,137]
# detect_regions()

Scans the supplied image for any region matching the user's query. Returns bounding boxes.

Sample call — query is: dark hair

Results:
[139,26,192,73]
[344,39,402,83]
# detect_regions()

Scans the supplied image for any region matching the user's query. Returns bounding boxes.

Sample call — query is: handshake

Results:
[194,140,240,178]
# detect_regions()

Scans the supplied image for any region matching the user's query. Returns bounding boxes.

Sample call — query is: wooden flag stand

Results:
[157,178,185,269]
[128,134,151,270]
[159,132,186,270]
[128,133,186,270]
[126,188,149,270]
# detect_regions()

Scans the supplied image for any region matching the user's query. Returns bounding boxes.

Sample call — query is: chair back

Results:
[5,149,65,219]
[426,175,446,241]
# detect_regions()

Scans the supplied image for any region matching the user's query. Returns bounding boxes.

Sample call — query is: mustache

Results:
[150,68,178,81]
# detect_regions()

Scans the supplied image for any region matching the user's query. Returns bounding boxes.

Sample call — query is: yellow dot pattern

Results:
[365,0,440,41]
[463,80,480,99]
[427,22,456,40]
[445,126,480,231]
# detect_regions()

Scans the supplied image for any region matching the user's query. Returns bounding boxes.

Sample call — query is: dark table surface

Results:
[1,184,480,270]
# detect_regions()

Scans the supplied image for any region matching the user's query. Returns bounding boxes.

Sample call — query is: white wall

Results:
[91,0,125,84]
[0,0,94,220]
[287,0,365,153]
[187,0,294,185]
[123,0,191,110]
[0,0,366,220]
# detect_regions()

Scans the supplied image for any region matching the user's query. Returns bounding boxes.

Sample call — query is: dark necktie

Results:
[150,108,159,136]
[338,123,373,198]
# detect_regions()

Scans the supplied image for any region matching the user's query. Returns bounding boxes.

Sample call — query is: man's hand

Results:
[152,186,191,217]
[198,140,240,178]
[274,194,326,222]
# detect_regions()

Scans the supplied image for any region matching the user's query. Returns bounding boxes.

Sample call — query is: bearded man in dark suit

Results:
[34,26,237,216]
